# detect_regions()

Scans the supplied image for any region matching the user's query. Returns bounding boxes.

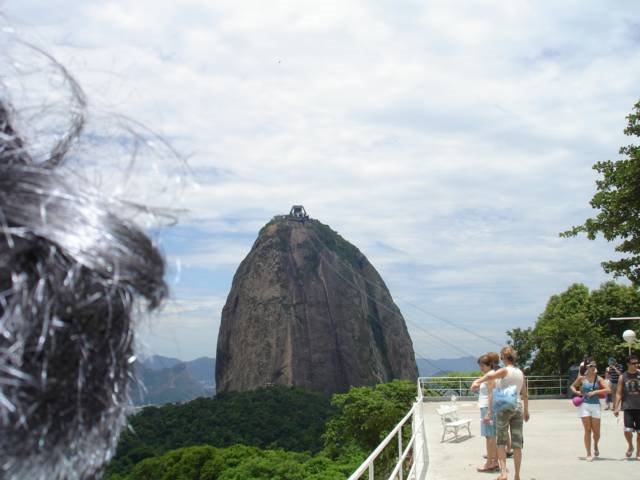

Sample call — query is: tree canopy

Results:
[562,99,640,285]
[109,444,359,480]
[507,281,640,375]
[107,380,417,479]
[322,380,416,458]
[106,386,332,478]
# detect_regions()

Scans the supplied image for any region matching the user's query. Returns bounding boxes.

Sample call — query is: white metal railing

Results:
[347,401,428,480]
[418,375,568,399]
[349,374,568,480]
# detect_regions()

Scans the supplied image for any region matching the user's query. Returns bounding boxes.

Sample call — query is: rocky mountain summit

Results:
[215,211,418,395]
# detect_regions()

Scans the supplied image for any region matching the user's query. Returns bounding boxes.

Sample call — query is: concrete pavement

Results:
[424,399,638,480]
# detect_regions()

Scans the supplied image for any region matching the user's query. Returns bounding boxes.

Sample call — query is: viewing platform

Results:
[424,399,638,479]
[350,377,639,480]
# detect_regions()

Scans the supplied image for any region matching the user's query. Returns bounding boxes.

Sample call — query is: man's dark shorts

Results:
[623,409,640,433]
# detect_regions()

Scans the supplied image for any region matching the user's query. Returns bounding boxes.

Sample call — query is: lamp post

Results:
[623,329,637,355]
[610,317,640,355]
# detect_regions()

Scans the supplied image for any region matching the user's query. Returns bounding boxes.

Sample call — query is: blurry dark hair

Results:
[628,354,639,365]
[0,54,167,479]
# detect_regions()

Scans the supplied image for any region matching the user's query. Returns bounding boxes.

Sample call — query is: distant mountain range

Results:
[131,355,215,406]
[143,355,215,385]
[416,356,479,376]
[131,355,475,406]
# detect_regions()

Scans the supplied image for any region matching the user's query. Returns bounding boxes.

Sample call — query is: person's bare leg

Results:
[636,433,640,459]
[513,448,522,480]
[488,436,498,468]
[581,417,592,460]
[496,445,507,480]
[591,418,601,456]
[479,437,494,470]
[624,431,633,457]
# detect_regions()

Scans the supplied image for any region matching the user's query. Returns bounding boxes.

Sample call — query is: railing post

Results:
[559,377,562,395]
[368,463,374,480]
[398,428,403,480]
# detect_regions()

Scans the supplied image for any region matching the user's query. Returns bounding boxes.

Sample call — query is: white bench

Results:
[436,404,472,442]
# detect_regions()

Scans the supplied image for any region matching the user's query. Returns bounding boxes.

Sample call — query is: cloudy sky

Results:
[4,1,640,362]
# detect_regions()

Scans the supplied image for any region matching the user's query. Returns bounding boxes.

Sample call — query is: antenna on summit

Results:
[289,205,309,222]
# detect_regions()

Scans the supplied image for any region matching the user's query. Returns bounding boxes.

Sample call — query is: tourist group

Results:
[469,347,640,480]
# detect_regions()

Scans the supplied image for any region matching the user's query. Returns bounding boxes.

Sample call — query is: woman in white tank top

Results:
[476,353,500,472]
[498,364,524,395]
[472,346,529,480]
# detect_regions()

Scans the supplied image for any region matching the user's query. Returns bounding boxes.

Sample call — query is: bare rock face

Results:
[215,217,418,395]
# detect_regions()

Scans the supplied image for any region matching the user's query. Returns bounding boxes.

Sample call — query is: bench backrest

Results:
[436,405,459,424]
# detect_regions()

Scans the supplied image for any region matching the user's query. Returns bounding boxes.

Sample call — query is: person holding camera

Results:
[606,358,623,411]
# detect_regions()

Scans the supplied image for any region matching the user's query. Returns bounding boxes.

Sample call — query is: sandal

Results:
[477,465,496,472]
[594,448,599,457]
[625,448,633,458]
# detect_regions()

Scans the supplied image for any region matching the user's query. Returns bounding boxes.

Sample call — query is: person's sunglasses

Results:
[588,364,597,368]
[630,361,639,365]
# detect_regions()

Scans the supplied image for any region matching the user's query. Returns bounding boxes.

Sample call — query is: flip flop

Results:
[594,448,599,457]
[625,448,633,458]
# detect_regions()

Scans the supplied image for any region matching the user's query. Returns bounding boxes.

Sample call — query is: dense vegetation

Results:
[308,220,363,269]
[108,445,359,480]
[323,380,417,455]
[107,381,417,479]
[107,387,332,478]
[507,281,640,374]
[562,99,640,285]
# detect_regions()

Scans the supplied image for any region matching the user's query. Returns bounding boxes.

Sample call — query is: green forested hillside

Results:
[109,445,359,480]
[106,381,416,479]
[107,387,332,477]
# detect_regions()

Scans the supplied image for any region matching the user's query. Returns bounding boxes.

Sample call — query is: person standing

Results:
[476,353,499,472]
[606,358,623,411]
[614,354,640,459]
[471,347,529,480]
[570,357,608,461]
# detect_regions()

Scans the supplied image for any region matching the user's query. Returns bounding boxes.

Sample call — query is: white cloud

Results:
[3,0,640,359]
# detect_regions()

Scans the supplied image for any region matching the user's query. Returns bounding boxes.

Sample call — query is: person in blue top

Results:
[570,357,609,461]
